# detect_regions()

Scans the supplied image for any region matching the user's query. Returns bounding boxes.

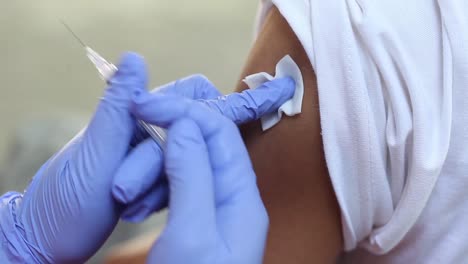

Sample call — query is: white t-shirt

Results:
[256,0,468,262]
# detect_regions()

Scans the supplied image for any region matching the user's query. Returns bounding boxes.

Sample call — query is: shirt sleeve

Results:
[255,0,452,254]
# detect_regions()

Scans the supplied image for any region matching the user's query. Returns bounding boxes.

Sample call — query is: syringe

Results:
[61,21,167,149]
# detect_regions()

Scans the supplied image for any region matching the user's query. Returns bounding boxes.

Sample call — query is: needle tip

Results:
[60,19,86,47]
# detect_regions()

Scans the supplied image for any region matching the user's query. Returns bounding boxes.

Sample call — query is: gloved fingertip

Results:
[283,76,296,86]
[117,52,145,73]
[121,205,150,223]
[110,52,148,88]
[112,185,131,204]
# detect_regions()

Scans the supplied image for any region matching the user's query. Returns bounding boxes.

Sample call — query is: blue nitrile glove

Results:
[112,74,296,222]
[0,52,148,263]
[132,84,274,264]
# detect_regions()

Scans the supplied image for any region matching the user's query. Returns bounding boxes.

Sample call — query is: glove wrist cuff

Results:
[0,192,43,263]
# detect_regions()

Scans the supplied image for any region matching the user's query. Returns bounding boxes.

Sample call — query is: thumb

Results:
[81,52,148,181]
[11,52,149,263]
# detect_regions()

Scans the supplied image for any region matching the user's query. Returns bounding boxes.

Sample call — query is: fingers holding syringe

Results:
[79,52,149,187]
[117,74,295,213]
[115,75,222,206]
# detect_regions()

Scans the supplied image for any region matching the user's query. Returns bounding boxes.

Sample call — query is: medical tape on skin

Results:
[243,55,304,131]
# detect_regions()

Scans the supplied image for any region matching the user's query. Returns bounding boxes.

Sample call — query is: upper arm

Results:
[235,7,343,263]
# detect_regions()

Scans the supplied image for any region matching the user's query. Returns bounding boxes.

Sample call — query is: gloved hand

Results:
[130,79,277,264]
[0,52,295,263]
[113,74,296,222]
[0,53,147,263]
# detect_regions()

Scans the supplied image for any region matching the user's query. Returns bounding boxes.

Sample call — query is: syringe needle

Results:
[59,20,167,148]
[60,19,87,47]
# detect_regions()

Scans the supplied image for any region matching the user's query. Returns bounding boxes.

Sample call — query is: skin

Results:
[235,6,343,264]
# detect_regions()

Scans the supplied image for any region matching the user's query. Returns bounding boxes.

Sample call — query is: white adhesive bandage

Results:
[243,55,304,131]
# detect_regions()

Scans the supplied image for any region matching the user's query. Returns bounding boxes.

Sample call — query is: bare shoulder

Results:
[235,6,343,264]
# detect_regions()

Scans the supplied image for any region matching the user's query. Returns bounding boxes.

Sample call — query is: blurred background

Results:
[0,1,258,262]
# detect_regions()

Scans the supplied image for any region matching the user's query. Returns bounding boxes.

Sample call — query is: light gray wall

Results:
[0,1,258,159]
